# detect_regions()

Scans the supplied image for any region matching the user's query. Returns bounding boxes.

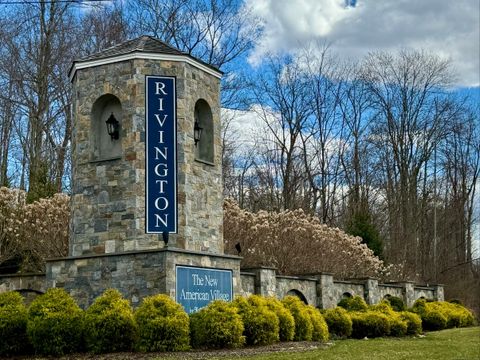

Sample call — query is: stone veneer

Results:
[70,58,223,256]
[46,248,241,309]
[0,269,444,309]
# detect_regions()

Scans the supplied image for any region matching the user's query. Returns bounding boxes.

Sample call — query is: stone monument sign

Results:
[45,35,241,310]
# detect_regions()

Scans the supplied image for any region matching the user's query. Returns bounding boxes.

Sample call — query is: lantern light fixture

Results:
[194,119,203,146]
[105,113,120,140]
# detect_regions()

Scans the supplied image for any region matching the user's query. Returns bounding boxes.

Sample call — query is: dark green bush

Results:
[337,295,368,312]
[350,311,391,338]
[27,288,83,356]
[190,300,245,349]
[323,307,352,338]
[233,296,279,346]
[306,306,329,342]
[399,311,422,335]
[135,294,190,352]
[385,296,406,312]
[84,289,137,353]
[421,309,447,331]
[0,291,30,356]
[282,296,313,341]
[265,297,295,342]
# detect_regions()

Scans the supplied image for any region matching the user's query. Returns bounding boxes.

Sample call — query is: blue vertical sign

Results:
[146,76,177,233]
[176,266,233,314]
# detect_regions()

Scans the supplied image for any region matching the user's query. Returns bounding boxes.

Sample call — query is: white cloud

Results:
[247,0,480,87]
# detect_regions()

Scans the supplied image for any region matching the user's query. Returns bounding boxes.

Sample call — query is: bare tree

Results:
[126,0,257,69]
[361,49,455,277]
[247,55,313,211]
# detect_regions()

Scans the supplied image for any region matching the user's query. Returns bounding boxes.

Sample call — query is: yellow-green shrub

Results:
[306,306,329,342]
[399,311,422,335]
[264,297,295,341]
[282,296,313,341]
[338,295,368,312]
[323,307,352,338]
[350,311,391,338]
[84,289,137,353]
[233,296,279,345]
[0,292,30,355]
[411,299,475,331]
[27,288,83,356]
[190,300,245,349]
[370,300,407,336]
[135,294,189,352]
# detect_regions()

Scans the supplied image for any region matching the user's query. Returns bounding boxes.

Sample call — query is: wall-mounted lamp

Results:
[106,113,120,140]
[194,119,203,146]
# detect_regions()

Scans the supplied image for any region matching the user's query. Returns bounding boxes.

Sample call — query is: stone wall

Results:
[239,270,444,308]
[0,267,444,310]
[46,248,240,309]
[70,58,223,257]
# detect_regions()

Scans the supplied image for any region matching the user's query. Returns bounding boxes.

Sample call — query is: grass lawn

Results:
[180,327,480,360]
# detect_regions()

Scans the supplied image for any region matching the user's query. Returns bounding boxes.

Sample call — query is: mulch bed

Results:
[4,342,332,360]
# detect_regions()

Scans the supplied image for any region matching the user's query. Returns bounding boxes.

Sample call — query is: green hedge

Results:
[27,288,83,356]
[234,296,279,345]
[370,300,407,336]
[0,291,30,356]
[350,311,391,338]
[84,289,137,353]
[411,299,475,331]
[322,307,352,338]
[399,311,422,335]
[306,306,329,342]
[282,296,313,341]
[338,295,368,312]
[135,294,190,352]
[264,297,295,342]
[190,300,245,349]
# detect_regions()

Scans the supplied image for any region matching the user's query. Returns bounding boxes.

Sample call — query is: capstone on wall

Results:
[70,59,223,257]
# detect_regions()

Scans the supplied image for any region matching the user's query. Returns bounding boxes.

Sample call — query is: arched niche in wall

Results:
[194,99,214,164]
[91,94,122,160]
[286,289,308,304]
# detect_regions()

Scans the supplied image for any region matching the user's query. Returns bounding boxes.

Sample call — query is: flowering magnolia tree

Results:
[224,198,389,278]
[0,187,69,272]
[1,188,394,279]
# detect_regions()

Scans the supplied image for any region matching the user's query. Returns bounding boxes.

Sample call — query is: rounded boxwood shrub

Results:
[338,295,368,312]
[190,300,245,349]
[421,309,447,331]
[264,297,295,342]
[350,311,391,338]
[135,294,190,352]
[233,296,279,346]
[323,307,352,338]
[429,301,475,328]
[370,300,407,337]
[306,306,329,342]
[282,296,313,341]
[385,296,406,312]
[399,311,422,335]
[0,291,30,356]
[84,289,137,353]
[27,288,83,356]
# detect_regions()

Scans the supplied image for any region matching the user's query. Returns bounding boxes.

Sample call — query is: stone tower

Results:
[46,36,240,309]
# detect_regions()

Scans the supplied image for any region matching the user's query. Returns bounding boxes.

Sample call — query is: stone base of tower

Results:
[46,248,241,309]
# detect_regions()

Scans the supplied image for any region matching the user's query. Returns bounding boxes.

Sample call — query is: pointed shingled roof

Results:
[79,35,186,61]
[69,35,222,80]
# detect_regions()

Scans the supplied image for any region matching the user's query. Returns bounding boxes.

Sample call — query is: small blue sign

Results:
[176,266,233,313]
[145,76,177,233]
